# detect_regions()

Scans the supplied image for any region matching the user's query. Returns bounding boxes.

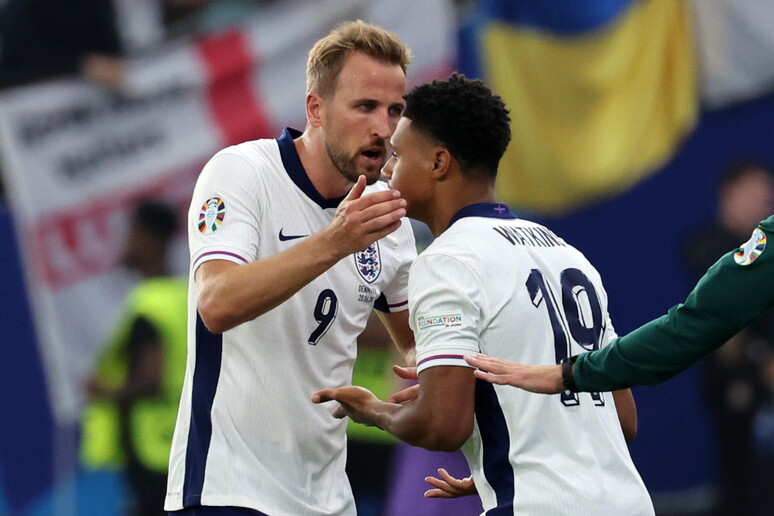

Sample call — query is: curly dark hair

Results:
[402,73,511,178]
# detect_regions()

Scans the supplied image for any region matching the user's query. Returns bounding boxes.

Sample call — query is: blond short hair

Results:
[306,20,412,97]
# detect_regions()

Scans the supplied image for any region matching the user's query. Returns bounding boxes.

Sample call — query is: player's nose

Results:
[382,157,394,180]
[372,110,392,140]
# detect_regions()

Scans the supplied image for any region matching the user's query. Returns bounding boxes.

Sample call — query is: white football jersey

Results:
[412,203,653,516]
[165,128,416,515]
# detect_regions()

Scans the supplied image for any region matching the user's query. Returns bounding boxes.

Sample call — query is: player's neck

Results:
[294,131,351,199]
[430,180,496,237]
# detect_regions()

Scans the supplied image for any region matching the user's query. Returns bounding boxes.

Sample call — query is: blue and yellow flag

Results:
[478,0,697,214]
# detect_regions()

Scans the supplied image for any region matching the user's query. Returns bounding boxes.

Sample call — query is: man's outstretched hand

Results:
[424,467,477,498]
[464,354,564,394]
[312,386,383,426]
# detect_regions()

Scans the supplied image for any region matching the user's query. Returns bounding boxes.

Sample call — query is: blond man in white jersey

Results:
[165,21,418,516]
[314,74,654,515]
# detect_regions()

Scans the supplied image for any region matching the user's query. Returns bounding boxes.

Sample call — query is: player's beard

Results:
[324,136,383,185]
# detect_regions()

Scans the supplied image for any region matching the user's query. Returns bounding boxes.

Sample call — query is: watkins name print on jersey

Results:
[493,225,566,248]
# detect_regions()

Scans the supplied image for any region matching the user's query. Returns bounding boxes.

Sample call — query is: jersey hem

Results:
[416,357,475,374]
[191,246,251,272]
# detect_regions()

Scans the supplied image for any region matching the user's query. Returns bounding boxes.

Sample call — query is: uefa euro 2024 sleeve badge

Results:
[354,242,382,284]
[734,228,767,266]
[199,197,225,234]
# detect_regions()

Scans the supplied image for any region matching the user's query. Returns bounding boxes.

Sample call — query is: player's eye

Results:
[389,105,405,117]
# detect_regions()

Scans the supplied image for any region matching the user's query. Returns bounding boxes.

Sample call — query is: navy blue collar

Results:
[448,202,518,229]
[276,127,347,209]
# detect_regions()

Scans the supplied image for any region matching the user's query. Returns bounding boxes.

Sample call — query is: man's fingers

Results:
[350,199,406,238]
[466,354,513,385]
[311,389,336,404]
[333,185,405,253]
[472,369,509,385]
[336,194,406,241]
[392,365,418,380]
[389,364,419,403]
[463,353,487,369]
[343,175,367,201]
[388,384,419,404]
[423,469,472,498]
[423,476,456,498]
[312,389,348,418]
[343,185,401,210]
[465,354,505,372]
[424,488,454,499]
[357,195,406,218]
[331,405,348,419]
[363,220,403,243]
[436,468,460,486]
[424,476,448,489]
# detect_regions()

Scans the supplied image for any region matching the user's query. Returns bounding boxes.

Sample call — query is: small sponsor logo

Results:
[734,228,767,266]
[278,228,309,241]
[417,313,463,330]
[354,242,381,284]
[198,197,225,234]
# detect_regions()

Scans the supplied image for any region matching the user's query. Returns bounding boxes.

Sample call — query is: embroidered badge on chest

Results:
[354,242,382,283]
[198,197,225,234]
[734,228,767,266]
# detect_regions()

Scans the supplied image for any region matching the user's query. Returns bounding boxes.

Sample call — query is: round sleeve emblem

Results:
[734,227,767,266]
[198,197,225,234]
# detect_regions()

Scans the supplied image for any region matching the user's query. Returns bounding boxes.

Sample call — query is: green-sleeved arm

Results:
[573,215,774,392]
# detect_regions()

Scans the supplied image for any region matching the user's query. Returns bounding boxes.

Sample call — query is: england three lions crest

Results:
[354,242,382,284]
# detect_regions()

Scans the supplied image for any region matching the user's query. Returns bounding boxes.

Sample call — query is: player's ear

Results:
[306,92,323,128]
[431,148,452,180]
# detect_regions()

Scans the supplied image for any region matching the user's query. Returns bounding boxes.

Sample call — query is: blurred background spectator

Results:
[682,161,774,282]
[0,0,194,90]
[1,1,774,515]
[0,0,281,92]
[0,0,125,89]
[79,200,187,516]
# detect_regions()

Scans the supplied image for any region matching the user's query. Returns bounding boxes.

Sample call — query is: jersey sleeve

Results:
[410,253,480,374]
[574,216,774,391]
[188,150,264,272]
[375,219,417,313]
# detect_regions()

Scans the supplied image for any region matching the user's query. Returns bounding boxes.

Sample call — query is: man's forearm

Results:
[197,233,342,333]
[575,239,774,391]
[374,401,463,452]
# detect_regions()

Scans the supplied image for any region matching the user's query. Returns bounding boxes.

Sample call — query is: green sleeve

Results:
[574,216,774,392]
